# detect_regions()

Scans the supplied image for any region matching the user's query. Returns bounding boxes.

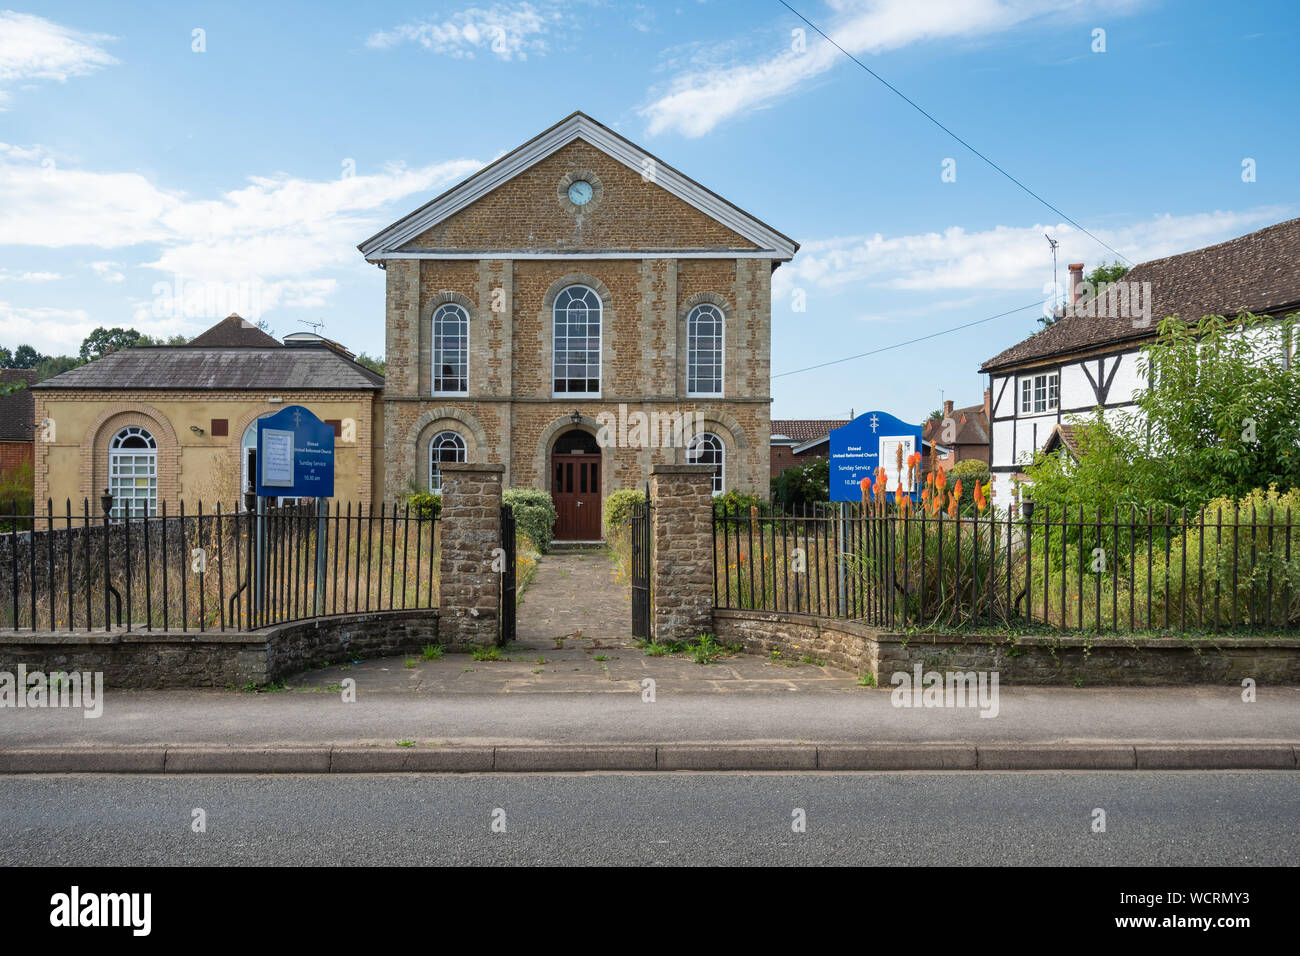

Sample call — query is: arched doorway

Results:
[550,428,601,541]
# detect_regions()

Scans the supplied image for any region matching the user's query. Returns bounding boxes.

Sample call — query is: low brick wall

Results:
[713,609,1300,685]
[0,608,437,689]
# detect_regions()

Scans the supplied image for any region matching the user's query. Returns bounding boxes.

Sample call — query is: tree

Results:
[36,355,82,382]
[136,333,190,346]
[79,327,143,362]
[355,352,385,375]
[771,457,829,508]
[11,344,46,368]
[1024,311,1300,515]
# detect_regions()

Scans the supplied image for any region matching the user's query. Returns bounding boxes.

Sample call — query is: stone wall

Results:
[437,462,503,647]
[713,608,1300,685]
[650,464,715,643]
[0,608,437,689]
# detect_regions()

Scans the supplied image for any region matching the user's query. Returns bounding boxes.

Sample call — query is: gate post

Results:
[649,464,715,644]
[438,462,504,648]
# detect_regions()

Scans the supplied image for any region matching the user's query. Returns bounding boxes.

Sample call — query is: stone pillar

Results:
[438,462,504,647]
[650,464,715,643]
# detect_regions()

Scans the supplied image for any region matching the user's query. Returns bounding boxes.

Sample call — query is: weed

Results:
[471,647,501,662]
[422,644,444,660]
[857,673,877,687]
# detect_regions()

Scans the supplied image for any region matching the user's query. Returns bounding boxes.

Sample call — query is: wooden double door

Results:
[552,453,602,541]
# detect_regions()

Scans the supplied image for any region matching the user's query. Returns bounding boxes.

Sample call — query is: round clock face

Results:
[567,180,594,205]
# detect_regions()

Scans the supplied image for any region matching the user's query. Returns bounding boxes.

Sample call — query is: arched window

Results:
[687,431,725,496]
[686,304,724,396]
[109,426,157,517]
[552,285,602,395]
[429,430,466,493]
[432,303,469,395]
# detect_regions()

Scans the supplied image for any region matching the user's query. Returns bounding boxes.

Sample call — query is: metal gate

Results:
[498,503,517,644]
[630,485,652,640]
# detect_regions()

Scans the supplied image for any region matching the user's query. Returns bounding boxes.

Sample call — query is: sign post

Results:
[828,410,924,504]
[254,405,336,622]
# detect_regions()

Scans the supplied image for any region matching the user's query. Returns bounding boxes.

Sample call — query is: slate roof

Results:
[34,346,384,391]
[0,370,37,441]
[771,420,850,444]
[187,314,283,348]
[981,217,1300,372]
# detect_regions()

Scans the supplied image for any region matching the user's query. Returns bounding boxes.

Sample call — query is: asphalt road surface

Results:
[2,771,1297,866]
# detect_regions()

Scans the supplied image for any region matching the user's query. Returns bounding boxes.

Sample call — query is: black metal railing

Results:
[713,501,1299,635]
[0,497,439,633]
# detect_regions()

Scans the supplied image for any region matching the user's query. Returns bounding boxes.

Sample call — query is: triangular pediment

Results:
[357,112,797,260]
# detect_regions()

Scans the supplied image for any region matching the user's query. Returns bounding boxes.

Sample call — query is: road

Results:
[2,771,1296,866]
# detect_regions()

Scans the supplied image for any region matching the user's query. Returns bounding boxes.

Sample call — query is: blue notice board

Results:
[828,410,923,502]
[256,404,335,499]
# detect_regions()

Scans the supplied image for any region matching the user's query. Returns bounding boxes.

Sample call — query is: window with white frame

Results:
[429,431,466,493]
[552,285,602,395]
[1020,372,1059,414]
[108,426,157,518]
[686,431,725,496]
[432,303,469,395]
[686,303,724,396]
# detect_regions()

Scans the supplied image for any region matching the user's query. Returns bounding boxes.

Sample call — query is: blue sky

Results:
[2,0,1297,423]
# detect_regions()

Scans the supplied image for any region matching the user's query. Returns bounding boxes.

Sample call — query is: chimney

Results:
[1068,262,1085,305]
[983,387,991,420]
[943,399,954,417]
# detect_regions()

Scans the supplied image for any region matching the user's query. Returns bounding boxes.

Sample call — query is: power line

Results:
[771,300,1043,379]
[777,0,1134,266]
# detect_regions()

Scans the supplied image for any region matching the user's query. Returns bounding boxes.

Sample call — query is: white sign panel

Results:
[878,435,917,492]
[261,429,294,488]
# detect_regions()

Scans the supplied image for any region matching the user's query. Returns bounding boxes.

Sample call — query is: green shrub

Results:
[603,488,645,536]
[771,457,829,508]
[714,489,761,515]
[947,459,991,516]
[407,492,441,519]
[503,488,557,554]
[1135,486,1300,628]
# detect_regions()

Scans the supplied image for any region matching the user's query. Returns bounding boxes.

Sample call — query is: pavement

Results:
[2,550,1297,773]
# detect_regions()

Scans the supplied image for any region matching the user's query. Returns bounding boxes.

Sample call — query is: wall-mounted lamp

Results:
[190,425,205,436]
[570,410,582,427]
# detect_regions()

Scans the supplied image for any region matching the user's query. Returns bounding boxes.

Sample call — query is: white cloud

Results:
[0,269,62,282]
[90,261,124,282]
[642,0,1142,137]
[366,2,558,61]
[0,148,482,287]
[771,206,1294,301]
[0,11,118,108]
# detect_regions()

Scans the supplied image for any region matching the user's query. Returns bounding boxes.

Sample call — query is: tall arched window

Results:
[109,426,157,517]
[687,431,725,496]
[429,430,466,493]
[432,303,469,395]
[552,285,602,395]
[687,304,724,397]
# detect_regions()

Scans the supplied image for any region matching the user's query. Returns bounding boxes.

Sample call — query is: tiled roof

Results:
[0,369,37,441]
[1043,423,1089,458]
[982,217,1300,372]
[770,419,850,443]
[922,403,989,447]
[34,346,384,391]
[187,314,283,348]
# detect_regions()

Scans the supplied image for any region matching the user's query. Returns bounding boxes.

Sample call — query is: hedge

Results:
[503,488,558,554]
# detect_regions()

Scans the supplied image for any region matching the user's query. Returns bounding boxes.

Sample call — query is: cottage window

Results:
[552,285,602,395]
[687,431,725,496]
[1020,372,1059,414]
[108,426,157,518]
[432,303,469,395]
[686,304,724,397]
[429,431,466,493]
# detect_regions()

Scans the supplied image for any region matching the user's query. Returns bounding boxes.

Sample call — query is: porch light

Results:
[570,410,582,427]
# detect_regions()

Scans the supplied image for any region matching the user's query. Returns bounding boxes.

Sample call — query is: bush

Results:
[406,492,441,519]
[1135,486,1300,627]
[947,459,991,516]
[503,488,557,554]
[771,458,829,508]
[714,489,761,515]
[603,487,645,537]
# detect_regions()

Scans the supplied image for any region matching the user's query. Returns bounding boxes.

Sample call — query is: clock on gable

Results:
[567,180,594,205]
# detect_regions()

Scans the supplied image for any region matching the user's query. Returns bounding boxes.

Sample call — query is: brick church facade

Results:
[360,112,797,538]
